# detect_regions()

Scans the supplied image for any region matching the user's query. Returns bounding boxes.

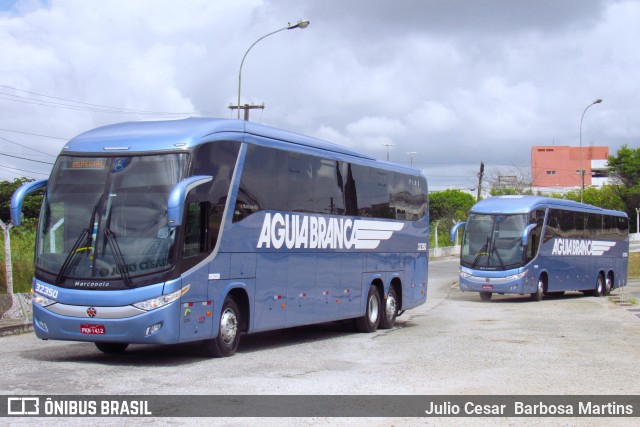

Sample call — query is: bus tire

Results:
[95,342,129,354]
[593,275,604,297]
[379,287,398,329]
[355,285,381,333]
[479,291,492,302]
[604,275,613,296]
[203,297,241,357]
[531,278,544,302]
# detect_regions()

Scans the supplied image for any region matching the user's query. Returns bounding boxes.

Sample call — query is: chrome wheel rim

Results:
[220,308,238,345]
[368,295,379,323]
[385,294,397,321]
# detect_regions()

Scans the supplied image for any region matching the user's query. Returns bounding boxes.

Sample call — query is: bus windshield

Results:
[36,154,188,285]
[460,213,527,270]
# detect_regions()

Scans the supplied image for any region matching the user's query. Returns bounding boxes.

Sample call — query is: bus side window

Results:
[183,202,209,258]
[235,145,277,221]
[525,209,544,262]
[544,209,560,242]
[616,216,629,240]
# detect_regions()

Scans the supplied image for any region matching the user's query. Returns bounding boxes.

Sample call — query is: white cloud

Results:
[0,0,638,189]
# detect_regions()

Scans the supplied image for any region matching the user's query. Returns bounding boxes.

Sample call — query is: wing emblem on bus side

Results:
[590,241,616,256]
[351,220,405,249]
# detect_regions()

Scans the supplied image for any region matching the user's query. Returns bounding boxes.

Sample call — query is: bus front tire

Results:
[95,342,129,354]
[479,292,492,302]
[203,297,241,357]
[355,285,381,333]
[531,279,544,302]
[379,287,398,329]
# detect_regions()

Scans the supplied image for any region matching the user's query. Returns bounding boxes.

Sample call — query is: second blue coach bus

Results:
[11,118,429,356]
[450,195,628,301]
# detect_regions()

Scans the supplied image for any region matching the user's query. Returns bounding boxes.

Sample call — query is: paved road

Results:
[1,257,639,425]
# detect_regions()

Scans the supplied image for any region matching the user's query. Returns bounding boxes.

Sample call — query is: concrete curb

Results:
[0,319,33,337]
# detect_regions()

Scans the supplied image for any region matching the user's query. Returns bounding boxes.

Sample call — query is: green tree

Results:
[490,187,534,196]
[547,186,624,211]
[0,178,44,223]
[429,189,476,247]
[608,145,640,187]
[607,145,640,231]
[429,189,476,222]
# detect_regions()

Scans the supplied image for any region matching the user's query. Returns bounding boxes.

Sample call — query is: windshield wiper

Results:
[54,200,102,285]
[104,229,132,287]
[471,236,490,269]
[54,228,90,285]
[490,242,507,270]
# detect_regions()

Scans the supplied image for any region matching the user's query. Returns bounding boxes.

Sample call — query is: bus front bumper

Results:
[32,301,182,345]
[459,270,532,295]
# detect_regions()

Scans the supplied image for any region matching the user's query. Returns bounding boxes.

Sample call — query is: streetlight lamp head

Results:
[288,19,310,30]
[594,98,603,104]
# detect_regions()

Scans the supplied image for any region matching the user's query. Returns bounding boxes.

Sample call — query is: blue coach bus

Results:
[450,195,628,302]
[11,118,428,356]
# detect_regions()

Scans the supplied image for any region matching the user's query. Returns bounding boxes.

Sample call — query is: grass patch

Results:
[629,252,640,279]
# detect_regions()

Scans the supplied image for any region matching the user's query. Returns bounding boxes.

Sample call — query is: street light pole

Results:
[236,19,310,120]
[383,144,393,161]
[407,151,417,166]
[579,98,602,203]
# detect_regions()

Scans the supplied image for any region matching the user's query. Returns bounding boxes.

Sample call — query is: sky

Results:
[1,0,639,191]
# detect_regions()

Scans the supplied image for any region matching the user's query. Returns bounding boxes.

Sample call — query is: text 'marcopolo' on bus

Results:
[11,118,429,357]
[450,195,628,302]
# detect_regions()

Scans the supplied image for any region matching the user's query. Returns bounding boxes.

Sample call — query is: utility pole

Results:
[407,151,417,166]
[0,218,13,295]
[228,103,265,121]
[476,161,484,201]
[383,144,394,161]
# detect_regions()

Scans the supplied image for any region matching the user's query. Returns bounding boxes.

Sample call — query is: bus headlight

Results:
[33,293,56,307]
[505,270,528,281]
[459,267,472,279]
[133,285,190,311]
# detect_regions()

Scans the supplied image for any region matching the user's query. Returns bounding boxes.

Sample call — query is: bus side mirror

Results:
[521,223,537,246]
[10,179,48,226]
[450,222,465,244]
[167,176,213,227]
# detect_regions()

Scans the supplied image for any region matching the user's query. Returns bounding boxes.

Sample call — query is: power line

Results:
[0,163,49,175]
[0,152,54,164]
[0,135,57,156]
[0,84,203,116]
[0,128,69,140]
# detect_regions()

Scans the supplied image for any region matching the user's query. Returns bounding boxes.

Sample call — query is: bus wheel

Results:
[355,285,381,333]
[379,287,398,329]
[479,292,492,302]
[531,279,544,302]
[604,275,613,296]
[203,297,241,357]
[593,275,604,297]
[95,342,129,354]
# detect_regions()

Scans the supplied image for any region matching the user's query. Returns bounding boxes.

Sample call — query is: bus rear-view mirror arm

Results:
[450,222,465,244]
[10,179,48,226]
[521,223,537,246]
[167,175,213,227]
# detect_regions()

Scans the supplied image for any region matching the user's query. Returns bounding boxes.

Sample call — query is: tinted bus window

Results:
[235,145,278,220]
[314,159,345,215]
